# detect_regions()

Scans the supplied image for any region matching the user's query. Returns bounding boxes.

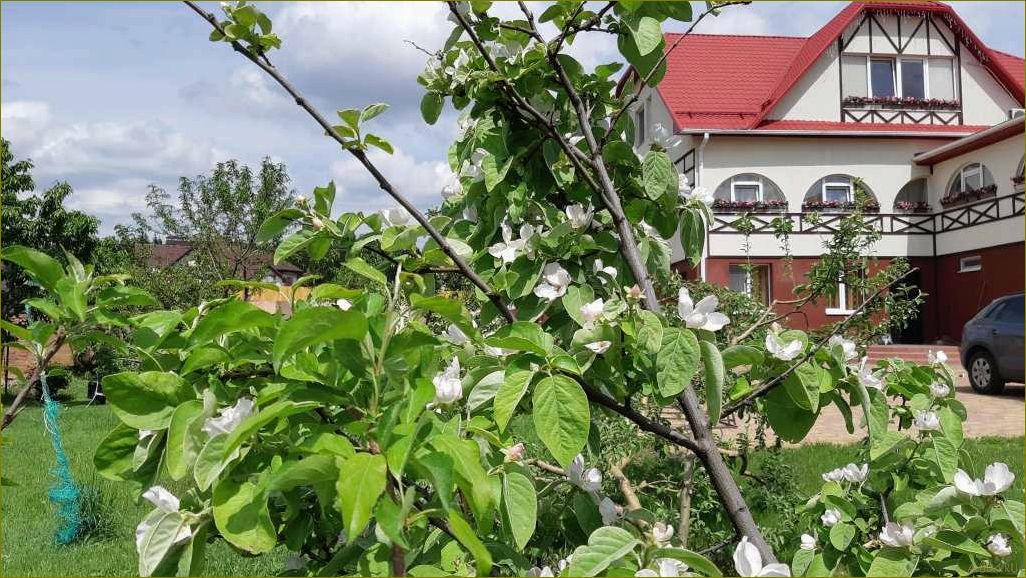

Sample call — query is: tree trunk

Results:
[677,455,696,547]
[1,333,65,431]
[677,387,776,562]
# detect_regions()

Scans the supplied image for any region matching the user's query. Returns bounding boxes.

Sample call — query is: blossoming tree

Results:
[0,1,1009,577]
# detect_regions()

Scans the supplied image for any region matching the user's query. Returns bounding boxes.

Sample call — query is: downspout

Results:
[697,132,711,281]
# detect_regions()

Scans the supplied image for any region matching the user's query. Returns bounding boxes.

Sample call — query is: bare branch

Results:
[183,1,516,323]
[609,456,643,511]
[1,331,66,431]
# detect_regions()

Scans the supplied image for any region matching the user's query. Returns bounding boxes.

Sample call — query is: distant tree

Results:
[132,158,295,282]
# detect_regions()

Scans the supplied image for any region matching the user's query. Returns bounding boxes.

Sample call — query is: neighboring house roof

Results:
[913,115,1025,165]
[650,1,1025,133]
[137,241,303,279]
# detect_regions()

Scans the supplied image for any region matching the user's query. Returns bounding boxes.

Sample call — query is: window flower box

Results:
[894,201,932,213]
[940,183,997,207]
[712,199,788,213]
[842,95,960,110]
[1012,175,1024,186]
[802,200,880,213]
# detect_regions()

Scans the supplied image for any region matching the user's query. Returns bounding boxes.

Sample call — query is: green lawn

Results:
[2,388,1023,576]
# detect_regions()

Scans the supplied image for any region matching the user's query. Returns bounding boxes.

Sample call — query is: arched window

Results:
[943,162,996,206]
[803,174,878,212]
[893,177,930,213]
[712,173,787,212]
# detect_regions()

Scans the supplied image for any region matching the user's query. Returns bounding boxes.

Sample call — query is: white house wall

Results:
[768,49,840,122]
[959,50,1022,126]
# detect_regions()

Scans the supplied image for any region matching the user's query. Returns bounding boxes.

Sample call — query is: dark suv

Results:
[960,293,1025,394]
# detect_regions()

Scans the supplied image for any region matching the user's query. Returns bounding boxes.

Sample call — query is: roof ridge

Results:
[665,32,808,40]
[991,48,1025,61]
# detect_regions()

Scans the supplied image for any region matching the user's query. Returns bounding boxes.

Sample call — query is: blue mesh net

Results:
[29,306,83,544]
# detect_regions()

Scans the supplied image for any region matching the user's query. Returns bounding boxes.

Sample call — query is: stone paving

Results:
[715,364,1025,445]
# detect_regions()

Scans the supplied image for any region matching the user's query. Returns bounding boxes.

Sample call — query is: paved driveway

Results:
[717,369,1025,445]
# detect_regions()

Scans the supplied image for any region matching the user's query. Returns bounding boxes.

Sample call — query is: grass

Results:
[2,381,1023,576]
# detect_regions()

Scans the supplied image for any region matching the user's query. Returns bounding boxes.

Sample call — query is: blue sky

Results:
[2,1,1023,235]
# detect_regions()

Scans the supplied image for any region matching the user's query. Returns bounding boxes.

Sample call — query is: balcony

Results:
[841,96,962,126]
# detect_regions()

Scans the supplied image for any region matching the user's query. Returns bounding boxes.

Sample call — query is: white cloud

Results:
[1,100,52,140]
[179,67,293,117]
[330,147,450,214]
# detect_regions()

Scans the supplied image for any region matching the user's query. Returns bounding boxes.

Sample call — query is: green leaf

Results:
[420,92,444,125]
[364,133,394,155]
[700,340,724,424]
[102,371,188,430]
[337,108,361,129]
[829,522,855,550]
[931,434,959,482]
[923,529,991,556]
[484,322,553,356]
[137,510,190,577]
[429,434,492,520]
[648,548,721,577]
[272,306,367,369]
[656,327,700,398]
[2,245,64,291]
[96,286,160,309]
[532,375,590,469]
[870,430,907,462]
[93,423,142,482]
[222,400,320,457]
[494,369,534,432]
[502,471,537,551]
[791,547,814,577]
[631,16,662,56]
[566,526,640,577]
[642,150,674,198]
[268,455,339,492]
[721,345,763,369]
[256,208,303,243]
[336,453,387,544]
[361,102,389,123]
[783,362,821,411]
[312,182,336,215]
[194,434,230,492]
[679,209,705,266]
[764,386,818,443]
[867,548,918,577]
[562,285,595,328]
[166,400,203,481]
[212,477,276,554]
[447,510,493,576]
[181,346,229,376]
[191,300,276,344]
[634,310,664,355]
[343,256,388,286]
[274,229,315,265]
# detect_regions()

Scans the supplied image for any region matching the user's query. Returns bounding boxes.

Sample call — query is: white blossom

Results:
[953,462,1015,496]
[856,359,885,391]
[488,221,526,265]
[202,398,255,437]
[441,177,463,200]
[557,555,573,573]
[765,331,803,361]
[625,284,645,301]
[463,205,478,222]
[142,486,181,513]
[800,533,816,551]
[820,508,841,527]
[533,263,571,302]
[733,536,791,576]
[636,558,689,577]
[566,204,593,229]
[528,566,554,577]
[294,195,307,206]
[444,324,468,345]
[593,258,617,283]
[828,335,858,362]
[519,223,542,258]
[927,349,948,365]
[678,288,729,331]
[678,174,692,196]
[580,298,605,327]
[929,381,950,397]
[379,207,410,228]
[987,533,1013,557]
[598,496,622,525]
[567,454,602,493]
[878,522,914,547]
[651,123,683,149]
[683,186,714,207]
[430,357,463,407]
[841,463,869,483]
[821,468,845,483]
[446,1,471,24]
[651,522,674,546]
[585,341,612,355]
[335,298,352,311]
[913,410,941,431]
[484,344,514,357]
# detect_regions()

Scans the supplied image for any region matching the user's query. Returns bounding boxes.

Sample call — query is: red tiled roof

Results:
[651,1,1025,133]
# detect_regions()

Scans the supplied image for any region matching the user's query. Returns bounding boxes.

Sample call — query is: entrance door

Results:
[892,269,924,344]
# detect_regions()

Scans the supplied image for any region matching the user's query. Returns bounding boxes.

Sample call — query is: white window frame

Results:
[959,255,982,273]
[868,57,896,98]
[958,163,983,192]
[728,263,771,304]
[826,282,857,316]
[821,178,854,203]
[898,57,927,99]
[852,54,953,100]
[730,178,763,203]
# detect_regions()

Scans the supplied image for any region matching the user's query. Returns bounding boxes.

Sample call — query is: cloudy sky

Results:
[2,1,1023,235]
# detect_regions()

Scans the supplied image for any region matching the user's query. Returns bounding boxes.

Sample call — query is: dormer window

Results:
[843,55,956,103]
[870,59,895,98]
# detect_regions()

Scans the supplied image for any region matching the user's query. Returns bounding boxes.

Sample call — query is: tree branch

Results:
[720,267,917,418]
[609,456,642,511]
[1,331,66,431]
[184,0,516,324]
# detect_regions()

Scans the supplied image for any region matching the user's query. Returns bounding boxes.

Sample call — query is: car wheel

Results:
[968,350,1005,394]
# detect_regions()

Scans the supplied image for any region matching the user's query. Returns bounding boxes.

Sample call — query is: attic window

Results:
[870,59,896,97]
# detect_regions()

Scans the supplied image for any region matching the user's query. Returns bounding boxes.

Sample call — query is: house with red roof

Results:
[632,1,1024,344]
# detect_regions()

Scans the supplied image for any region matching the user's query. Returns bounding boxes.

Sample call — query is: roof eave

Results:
[913,116,1026,165]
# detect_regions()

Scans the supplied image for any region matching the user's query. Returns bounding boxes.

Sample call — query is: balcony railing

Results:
[709,192,1025,236]
[841,107,963,125]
